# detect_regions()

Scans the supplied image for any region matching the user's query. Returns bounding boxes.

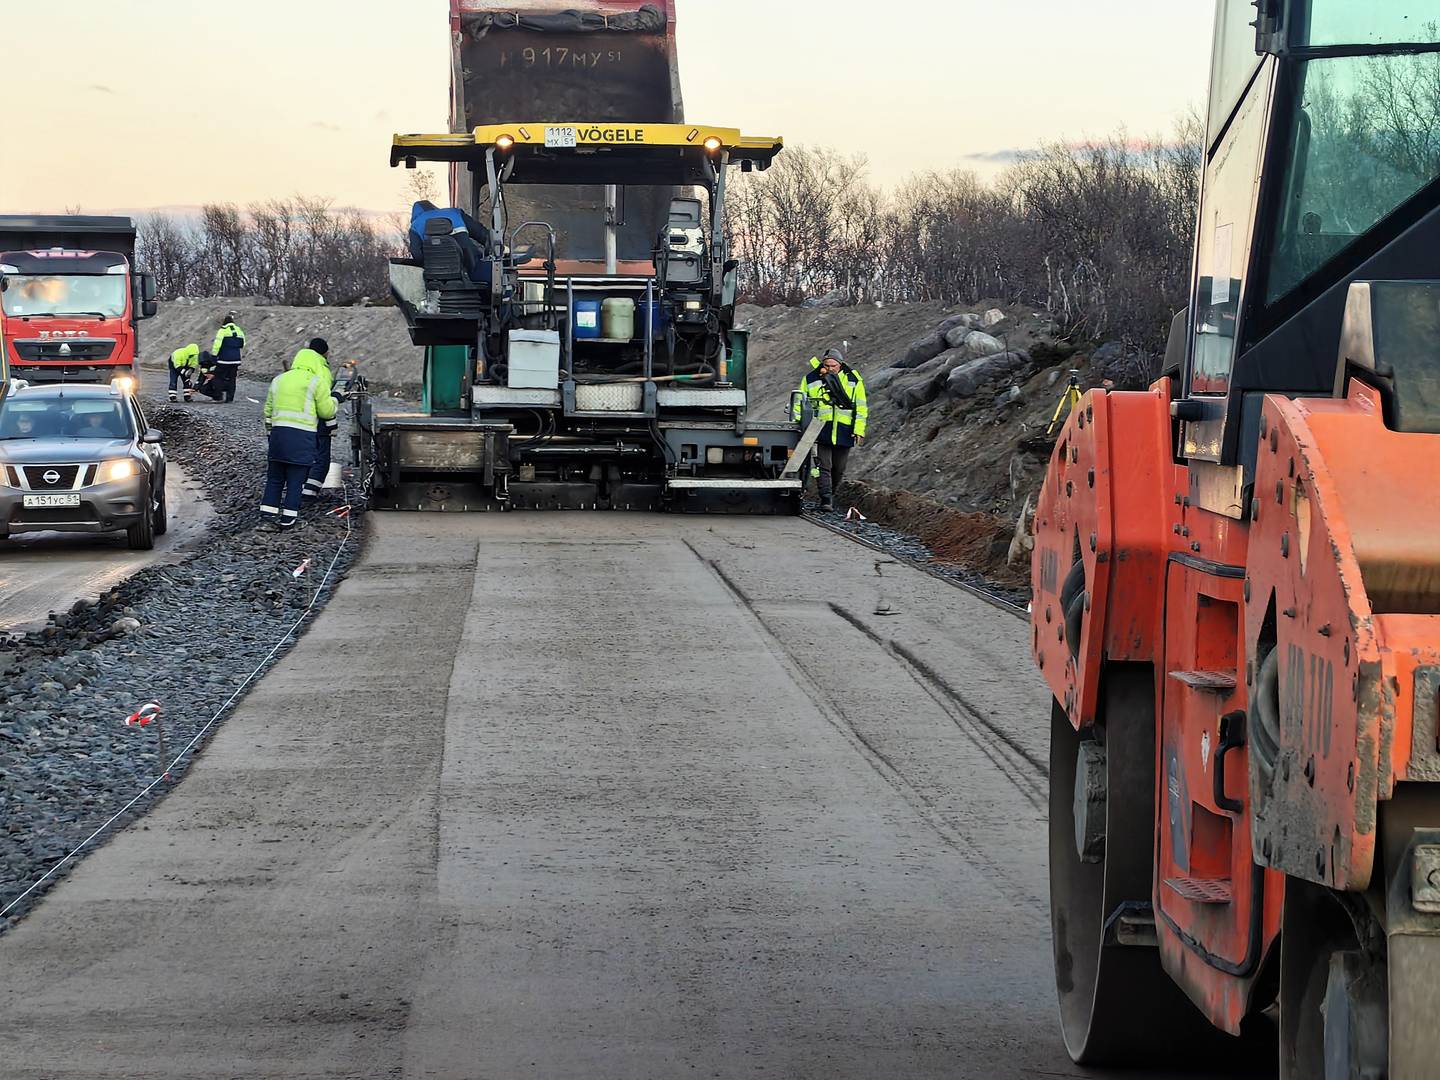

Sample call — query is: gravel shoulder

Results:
[0,388,365,926]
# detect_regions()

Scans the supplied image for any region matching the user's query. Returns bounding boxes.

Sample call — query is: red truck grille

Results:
[13,339,117,362]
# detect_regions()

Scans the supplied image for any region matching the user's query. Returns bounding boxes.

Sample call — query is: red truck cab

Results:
[0,216,157,385]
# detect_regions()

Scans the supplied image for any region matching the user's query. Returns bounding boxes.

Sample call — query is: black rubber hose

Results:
[1064,590,1086,662]
[1251,648,1282,773]
[1060,559,1086,613]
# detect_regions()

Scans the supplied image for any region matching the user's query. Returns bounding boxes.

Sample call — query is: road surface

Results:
[0,513,1257,1078]
[0,465,212,633]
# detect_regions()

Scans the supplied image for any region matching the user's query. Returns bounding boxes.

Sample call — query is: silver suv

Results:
[0,380,167,549]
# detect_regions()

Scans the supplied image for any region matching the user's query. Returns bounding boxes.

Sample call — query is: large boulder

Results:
[946,349,1032,398]
[944,327,1006,356]
[894,329,946,369]
[888,349,969,411]
[937,312,980,336]
[866,366,902,393]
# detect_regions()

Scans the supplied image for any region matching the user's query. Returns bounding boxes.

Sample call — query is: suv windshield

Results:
[1263,19,1440,303]
[0,398,134,440]
[1,274,127,317]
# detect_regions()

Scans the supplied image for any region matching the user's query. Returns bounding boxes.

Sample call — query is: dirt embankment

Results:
[741,299,1122,586]
[142,298,421,395]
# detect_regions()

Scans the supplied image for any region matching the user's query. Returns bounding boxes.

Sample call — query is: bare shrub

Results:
[136,198,396,306]
[729,116,1203,350]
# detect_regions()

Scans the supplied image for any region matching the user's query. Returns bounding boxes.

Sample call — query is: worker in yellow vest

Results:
[791,347,868,511]
[259,348,338,532]
[168,343,201,403]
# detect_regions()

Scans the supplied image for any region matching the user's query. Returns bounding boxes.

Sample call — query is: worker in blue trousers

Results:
[289,338,339,502]
[259,345,337,533]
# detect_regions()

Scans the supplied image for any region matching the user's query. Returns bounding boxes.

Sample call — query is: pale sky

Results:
[1,0,1215,213]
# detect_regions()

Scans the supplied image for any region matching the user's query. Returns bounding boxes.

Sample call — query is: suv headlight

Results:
[100,459,136,482]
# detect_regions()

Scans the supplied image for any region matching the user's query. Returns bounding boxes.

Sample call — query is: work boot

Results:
[257,520,282,534]
[168,391,178,403]
[819,497,834,512]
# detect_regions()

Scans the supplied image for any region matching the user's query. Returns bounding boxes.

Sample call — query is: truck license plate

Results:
[545,126,577,148]
[22,493,80,509]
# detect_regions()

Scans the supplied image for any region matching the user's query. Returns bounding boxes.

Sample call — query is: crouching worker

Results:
[168,343,201,403]
[259,352,337,533]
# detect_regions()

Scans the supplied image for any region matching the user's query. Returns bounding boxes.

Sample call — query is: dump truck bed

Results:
[447,1,683,263]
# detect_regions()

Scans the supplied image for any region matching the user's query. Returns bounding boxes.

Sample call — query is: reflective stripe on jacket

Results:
[170,344,201,370]
[264,368,337,435]
[213,323,246,362]
[791,357,868,447]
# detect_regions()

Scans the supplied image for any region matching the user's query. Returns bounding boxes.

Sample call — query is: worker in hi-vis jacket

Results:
[792,346,868,512]
[259,346,336,532]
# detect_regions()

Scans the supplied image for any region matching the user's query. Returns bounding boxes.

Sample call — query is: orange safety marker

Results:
[124,702,161,727]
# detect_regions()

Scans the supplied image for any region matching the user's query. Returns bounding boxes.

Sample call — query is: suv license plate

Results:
[22,493,81,509]
[544,126,577,148]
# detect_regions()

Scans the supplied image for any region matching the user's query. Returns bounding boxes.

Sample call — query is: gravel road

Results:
[0,511,1264,1079]
[0,464,212,634]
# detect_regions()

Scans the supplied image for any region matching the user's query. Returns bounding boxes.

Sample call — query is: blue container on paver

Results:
[573,299,602,340]
[638,299,667,337]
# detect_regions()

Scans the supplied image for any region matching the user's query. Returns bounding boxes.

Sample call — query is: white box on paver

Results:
[507,330,561,389]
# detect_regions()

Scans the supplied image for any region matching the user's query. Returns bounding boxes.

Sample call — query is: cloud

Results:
[87,83,115,95]
[961,148,1031,164]
[310,121,342,132]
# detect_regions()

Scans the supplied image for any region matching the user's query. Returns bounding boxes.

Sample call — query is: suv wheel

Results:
[127,482,156,550]
[153,477,169,537]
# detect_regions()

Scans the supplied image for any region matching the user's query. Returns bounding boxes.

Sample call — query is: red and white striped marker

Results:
[125,702,161,728]
[292,558,312,580]
[845,507,868,522]
[327,505,351,520]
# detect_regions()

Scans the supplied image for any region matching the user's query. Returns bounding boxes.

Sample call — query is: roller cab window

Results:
[1262,5,1440,306]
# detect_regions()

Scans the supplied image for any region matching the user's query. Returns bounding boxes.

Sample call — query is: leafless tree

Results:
[135,198,397,306]
[728,118,1204,350]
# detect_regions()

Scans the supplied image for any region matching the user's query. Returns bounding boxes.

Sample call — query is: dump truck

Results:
[1031,2,1440,1075]
[0,216,157,384]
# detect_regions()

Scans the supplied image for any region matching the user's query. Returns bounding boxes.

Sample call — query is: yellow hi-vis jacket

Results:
[289,347,339,431]
[264,366,337,434]
[169,344,201,370]
[289,347,333,396]
[792,357,868,447]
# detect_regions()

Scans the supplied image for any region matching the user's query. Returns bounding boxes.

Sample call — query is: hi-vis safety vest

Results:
[792,357,868,446]
[213,323,246,362]
[170,344,201,370]
[264,368,337,433]
[289,348,340,432]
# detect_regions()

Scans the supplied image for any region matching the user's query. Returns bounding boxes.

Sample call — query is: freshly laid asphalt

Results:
[0,512,1255,1079]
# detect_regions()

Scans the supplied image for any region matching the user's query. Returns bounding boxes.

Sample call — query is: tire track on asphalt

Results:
[684,539,1045,910]
[828,602,1047,811]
